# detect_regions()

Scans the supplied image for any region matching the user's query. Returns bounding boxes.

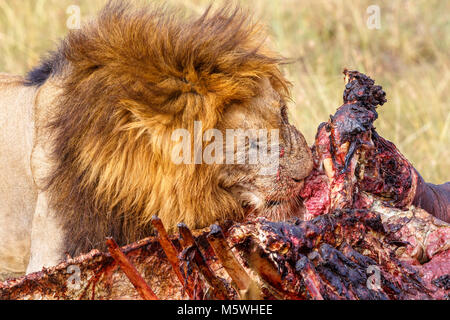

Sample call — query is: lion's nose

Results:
[284,125,314,182]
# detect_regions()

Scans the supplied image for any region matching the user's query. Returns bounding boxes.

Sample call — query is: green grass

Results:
[0,0,448,183]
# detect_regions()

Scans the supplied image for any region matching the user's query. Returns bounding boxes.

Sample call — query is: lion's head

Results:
[27,2,313,255]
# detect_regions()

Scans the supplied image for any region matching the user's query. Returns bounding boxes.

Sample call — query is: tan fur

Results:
[0,1,313,276]
[0,75,37,280]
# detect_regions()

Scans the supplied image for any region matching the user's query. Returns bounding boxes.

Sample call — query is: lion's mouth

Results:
[241,195,306,222]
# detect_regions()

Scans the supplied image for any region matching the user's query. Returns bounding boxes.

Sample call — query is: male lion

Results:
[0,2,313,279]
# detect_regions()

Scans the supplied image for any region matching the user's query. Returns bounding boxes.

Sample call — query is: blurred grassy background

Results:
[0,0,448,183]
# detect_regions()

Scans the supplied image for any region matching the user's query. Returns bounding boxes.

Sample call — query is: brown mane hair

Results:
[41,1,290,255]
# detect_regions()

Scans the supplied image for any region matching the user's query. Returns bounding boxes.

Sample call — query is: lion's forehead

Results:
[220,81,284,131]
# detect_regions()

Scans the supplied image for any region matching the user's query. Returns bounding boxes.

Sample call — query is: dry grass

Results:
[0,0,448,183]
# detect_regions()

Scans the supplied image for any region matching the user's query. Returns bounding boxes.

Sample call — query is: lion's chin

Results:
[244,196,307,222]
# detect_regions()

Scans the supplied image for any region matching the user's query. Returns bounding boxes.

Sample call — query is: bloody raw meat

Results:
[296,70,450,298]
[301,70,449,222]
[301,70,414,216]
[228,212,447,299]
